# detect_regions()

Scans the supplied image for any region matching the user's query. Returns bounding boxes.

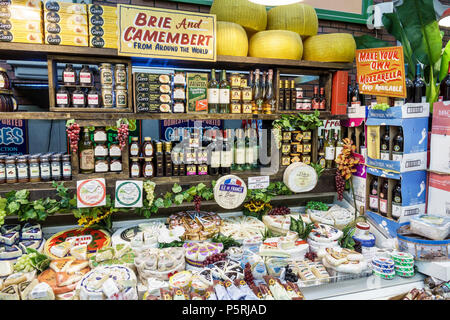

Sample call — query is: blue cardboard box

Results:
[368,103,429,119]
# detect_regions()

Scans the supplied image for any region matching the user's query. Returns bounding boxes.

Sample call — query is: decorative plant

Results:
[339,225,356,250]
[290,215,315,240]
[354,0,449,110]
[310,162,325,178]
[305,201,329,212]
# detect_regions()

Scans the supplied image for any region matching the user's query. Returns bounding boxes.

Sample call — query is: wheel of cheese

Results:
[283,162,318,193]
[308,223,343,243]
[213,175,247,210]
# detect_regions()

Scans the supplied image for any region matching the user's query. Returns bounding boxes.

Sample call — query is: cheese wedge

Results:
[50,258,75,273]
[4,272,27,286]
[0,285,20,300]
[66,260,89,274]
[0,232,19,246]
[56,291,77,300]
[70,245,87,260]
[29,282,55,300]
[18,279,39,300]
[56,272,83,287]
[0,244,22,259]
[0,261,13,277]
[95,248,115,262]
[50,241,72,258]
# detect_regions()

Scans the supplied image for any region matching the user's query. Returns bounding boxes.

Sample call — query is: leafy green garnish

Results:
[211,234,241,250]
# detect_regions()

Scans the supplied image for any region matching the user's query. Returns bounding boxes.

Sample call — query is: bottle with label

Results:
[63,64,76,85]
[142,137,154,157]
[369,178,379,213]
[87,88,100,108]
[440,63,450,101]
[220,130,232,175]
[207,69,219,113]
[93,127,107,143]
[164,142,173,176]
[234,129,245,171]
[62,154,71,181]
[94,143,108,157]
[392,127,404,162]
[109,141,122,157]
[56,86,70,108]
[208,132,220,175]
[319,87,326,110]
[129,137,140,157]
[219,69,230,113]
[251,128,259,169]
[392,181,402,219]
[253,70,263,114]
[379,179,389,217]
[130,157,141,178]
[155,142,164,177]
[413,64,426,103]
[114,64,127,87]
[110,157,122,172]
[405,64,414,103]
[244,128,253,171]
[380,126,390,160]
[263,70,276,114]
[312,86,320,110]
[39,155,51,182]
[261,71,267,102]
[143,157,154,178]
[351,82,361,105]
[99,63,113,86]
[71,87,85,108]
[278,80,284,111]
[290,80,296,110]
[335,129,344,166]
[95,157,108,173]
[5,156,17,183]
[284,79,291,110]
[347,77,354,107]
[318,151,326,168]
[79,128,95,174]
[29,156,40,182]
[324,129,336,169]
[79,64,93,87]
[16,156,29,183]
[50,153,62,181]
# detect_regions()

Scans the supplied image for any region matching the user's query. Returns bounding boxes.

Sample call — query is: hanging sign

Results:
[356,46,406,98]
[118,4,216,61]
[0,119,27,155]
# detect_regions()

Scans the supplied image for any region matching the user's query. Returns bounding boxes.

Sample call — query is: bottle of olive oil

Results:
[79,128,94,174]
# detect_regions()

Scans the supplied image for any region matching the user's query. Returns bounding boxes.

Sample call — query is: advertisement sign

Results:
[77,178,107,208]
[159,119,222,141]
[0,119,27,155]
[118,4,216,61]
[356,46,406,98]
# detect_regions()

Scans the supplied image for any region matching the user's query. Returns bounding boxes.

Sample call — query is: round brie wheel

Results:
[213,175,247,210]
[283,162,318,193]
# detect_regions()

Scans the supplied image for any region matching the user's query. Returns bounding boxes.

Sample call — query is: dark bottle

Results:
[79,64,93,87]
[405,64,414,103]
[379,179,389,217]
[220,130,232,175]
[56,86,70,108]
[155,141,164,177]
[312,86,320,110]
[413,64,426,103]
[440,63,450,101]
[71,87,85,108]
[351,82,360,104]
[392,181,402,220]
[347,76,354,107]
[79,128,94,174]
[319,87,326,110]
[392,127,404,161]
[380,126,390,160]
[63,63,76,85]
[87,88,100,108]
[278,80,285,111]
[143,157,154,178]
[284,80,290,111]
[369,178,379,213]
[129,137,140,157]
[164,142,173,176]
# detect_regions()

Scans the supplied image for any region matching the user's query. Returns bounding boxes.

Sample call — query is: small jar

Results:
[94,143,108,157]
[130,157,141,178]
[302,130,312,141]
[79,64,93,87]
[0,156,5,183]
[39,155,51,182]
[99,63,113,86]
[93,127,107,143]
[129,137,140,157]
[291,131,303,142]
[301,98,312,110]
[101,85,113,108]
[302,141,312,153]
[230,73,241,88]
[0,67,11,90]
[301,153,311,165]
[143,157,154,178]
[56,86,70,108]
[87,88,100,108]
[110,157,122,172]
[28,155,40,182]
[16,156,29,182]
[5,156,17,183]
[282,131,292,142]
[94,157,109,173]
[115,87,127,108]
[291,142,303,154]
[71,87,85,108]
[63,63,76,85]
[109,141,121,157]
[142,137,154,157]
[50,153,62,181]
[62,154,71,181]
[114,64,127,87]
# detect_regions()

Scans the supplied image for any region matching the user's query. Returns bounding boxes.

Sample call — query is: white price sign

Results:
[248,176,270,190]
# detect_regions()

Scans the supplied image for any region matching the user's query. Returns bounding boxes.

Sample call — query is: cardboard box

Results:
[44,11,88,25]
[415,260,450,281]
[89,25,118,38]
[331,70,348,115]
[45,22,88,36]
[347,104,367,119]
[89,14,117,27]
[368,103,430,119]
[427,172,450,217]
[0,0,42,9]
[43,1,87,15]
[0,20,43,33]
[186,73,208,113]
[429,101,450,174]
[45,33,88,46]
[88,4,117,17]
[7,5,42,20]
[0,29,42,43]
[89,36,118,49]
[365,167,427,237]
[366,117,429,172]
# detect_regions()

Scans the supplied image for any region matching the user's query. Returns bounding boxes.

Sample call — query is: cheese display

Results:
[0,223,44,262]
[262,214,302,235]
[89,244,135,269]
[259,236,309,259]
[168,211,221,241]
[111,222,165,247]
[318,247,367,274]
[184,242,224,268]
[220,216,265,241]
[307,223,343,253]
[134,247,185,281]
[308,205,354,229]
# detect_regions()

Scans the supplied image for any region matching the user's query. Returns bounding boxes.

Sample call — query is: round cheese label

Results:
[283,162,318,193]
[213,175,247,210]
[115,180,143,208]
[77,178,106,208]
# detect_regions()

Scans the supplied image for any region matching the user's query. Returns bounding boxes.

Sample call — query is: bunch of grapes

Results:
[193,195,202,212]
[0,209,6,227]
[66,123,80,153]
[143,180,156,206]
[244,263,255,287]
[335,173,345,201]
[268,206,290,216]
[117,123,129,150]
[304,250,317,261]
[353,239,362,253]
[284,265,298,283]
[202,253,228,266]
[14,252,37,272]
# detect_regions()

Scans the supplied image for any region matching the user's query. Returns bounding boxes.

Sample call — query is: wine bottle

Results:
[369,178,379,213]
[413,64,426,103]
[207,69,219,113]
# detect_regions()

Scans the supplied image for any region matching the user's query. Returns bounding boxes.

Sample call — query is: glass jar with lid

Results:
[99,63,113,86]
[50,153,62,181]
[129,137,140,157]
[142,137,154,157]
[39,155,51,181]
[62,154,71,181]
[110,157,122,172]
[56,86,70,108]
[93,127,107,143]
[71,87,86,108]
[109,141,121,157]
[143,157,154,178]
[63,63,77,85]
[95,157,109,173]
[114,64,127,87]
[16,156,29,183]
[87,88,100,108]
[130,157,141,178]
[94,142,108,157]
[101,86,113,108]
[29,155,40,182]
[0,67,10,90]
[5,156,17,183]
[79,64,93,87]
[0,156,5,183]
[115,87,127,109]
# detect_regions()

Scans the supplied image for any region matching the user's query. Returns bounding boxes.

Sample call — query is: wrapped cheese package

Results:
[214,280,231,300]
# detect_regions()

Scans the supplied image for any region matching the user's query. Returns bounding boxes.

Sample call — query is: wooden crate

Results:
[48,54,133,113]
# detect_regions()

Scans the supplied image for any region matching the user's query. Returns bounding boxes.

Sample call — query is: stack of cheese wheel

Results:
[391,252,415,278]
[371,256,395,280]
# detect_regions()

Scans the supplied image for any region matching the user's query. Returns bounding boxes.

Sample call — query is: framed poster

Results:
[0,119,28,155]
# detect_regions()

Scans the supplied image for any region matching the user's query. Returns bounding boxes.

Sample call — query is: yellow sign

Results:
[118,4,216,61]
[356,46,406,98]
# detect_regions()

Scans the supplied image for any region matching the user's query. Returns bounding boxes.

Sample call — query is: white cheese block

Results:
[0,232,19,246]
[283,162,318,193]
[70,245,88,260]
[0,224,20,234]
[4,272,27,286]
[0,245,23,260]
[0,261,13,277]
[50,241,71,258]
[18,279,39,300]
[0,285,19,300]
[21,227,42,241]
[29,282,55,300]
[213,175,247,210]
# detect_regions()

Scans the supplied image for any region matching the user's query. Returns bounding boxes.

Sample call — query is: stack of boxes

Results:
[43,0,88,46]
[88,4,118,49]
[0,0,43,44]
[365,102,430,237]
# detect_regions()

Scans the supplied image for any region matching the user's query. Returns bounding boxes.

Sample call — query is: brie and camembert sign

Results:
[356,46,406,98]
[115,180,143,208]
[118,4,216,61]
[214,175,247,210]
[77,178,107,208]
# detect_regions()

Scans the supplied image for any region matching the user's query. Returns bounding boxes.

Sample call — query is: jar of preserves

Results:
[142,137,154,157]
[114,64,127,87]
[302,141,312,153]
[93,127,107,143]
[0,94,11,112]
[28,155,40,182]
[0,67,10,90]
[99,63,113,86]
[56,86,70,108]
[282,131,292,142]
[230,73,241,88]
[302,130,312,141]
[281,143,291,155]
[50,153,62,181]
[62,154,71,181]
[95,157,109,173]
[87,88,100,108]
[0,156,5,183]
[110,157,122,172]
[94,143,108,157]
[71,87,85,108]
[101,85,113,108]
[16,156,28,182]
[115,87,127,108]
[129,137,140,157]
[109,141,121,157]
[79,64,93,87]
[5,156,17,183]
[301,153,311,165]
[130,157,141,178]
[63,63,76,85]
[39,155,51,181]
[143,157,154,178]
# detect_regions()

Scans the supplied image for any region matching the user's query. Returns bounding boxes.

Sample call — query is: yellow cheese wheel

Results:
[249,30,303,60]
[303,33,356,63]
[210,0,267,33]
[217,21,248,57]
[267,3,318,37]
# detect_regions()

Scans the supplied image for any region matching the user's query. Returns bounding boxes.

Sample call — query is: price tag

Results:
[248,176,269,190]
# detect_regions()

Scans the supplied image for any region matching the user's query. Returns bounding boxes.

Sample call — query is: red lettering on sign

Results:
[180,33,189,45]
[135,13,147,26]
[124,26,135,41]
